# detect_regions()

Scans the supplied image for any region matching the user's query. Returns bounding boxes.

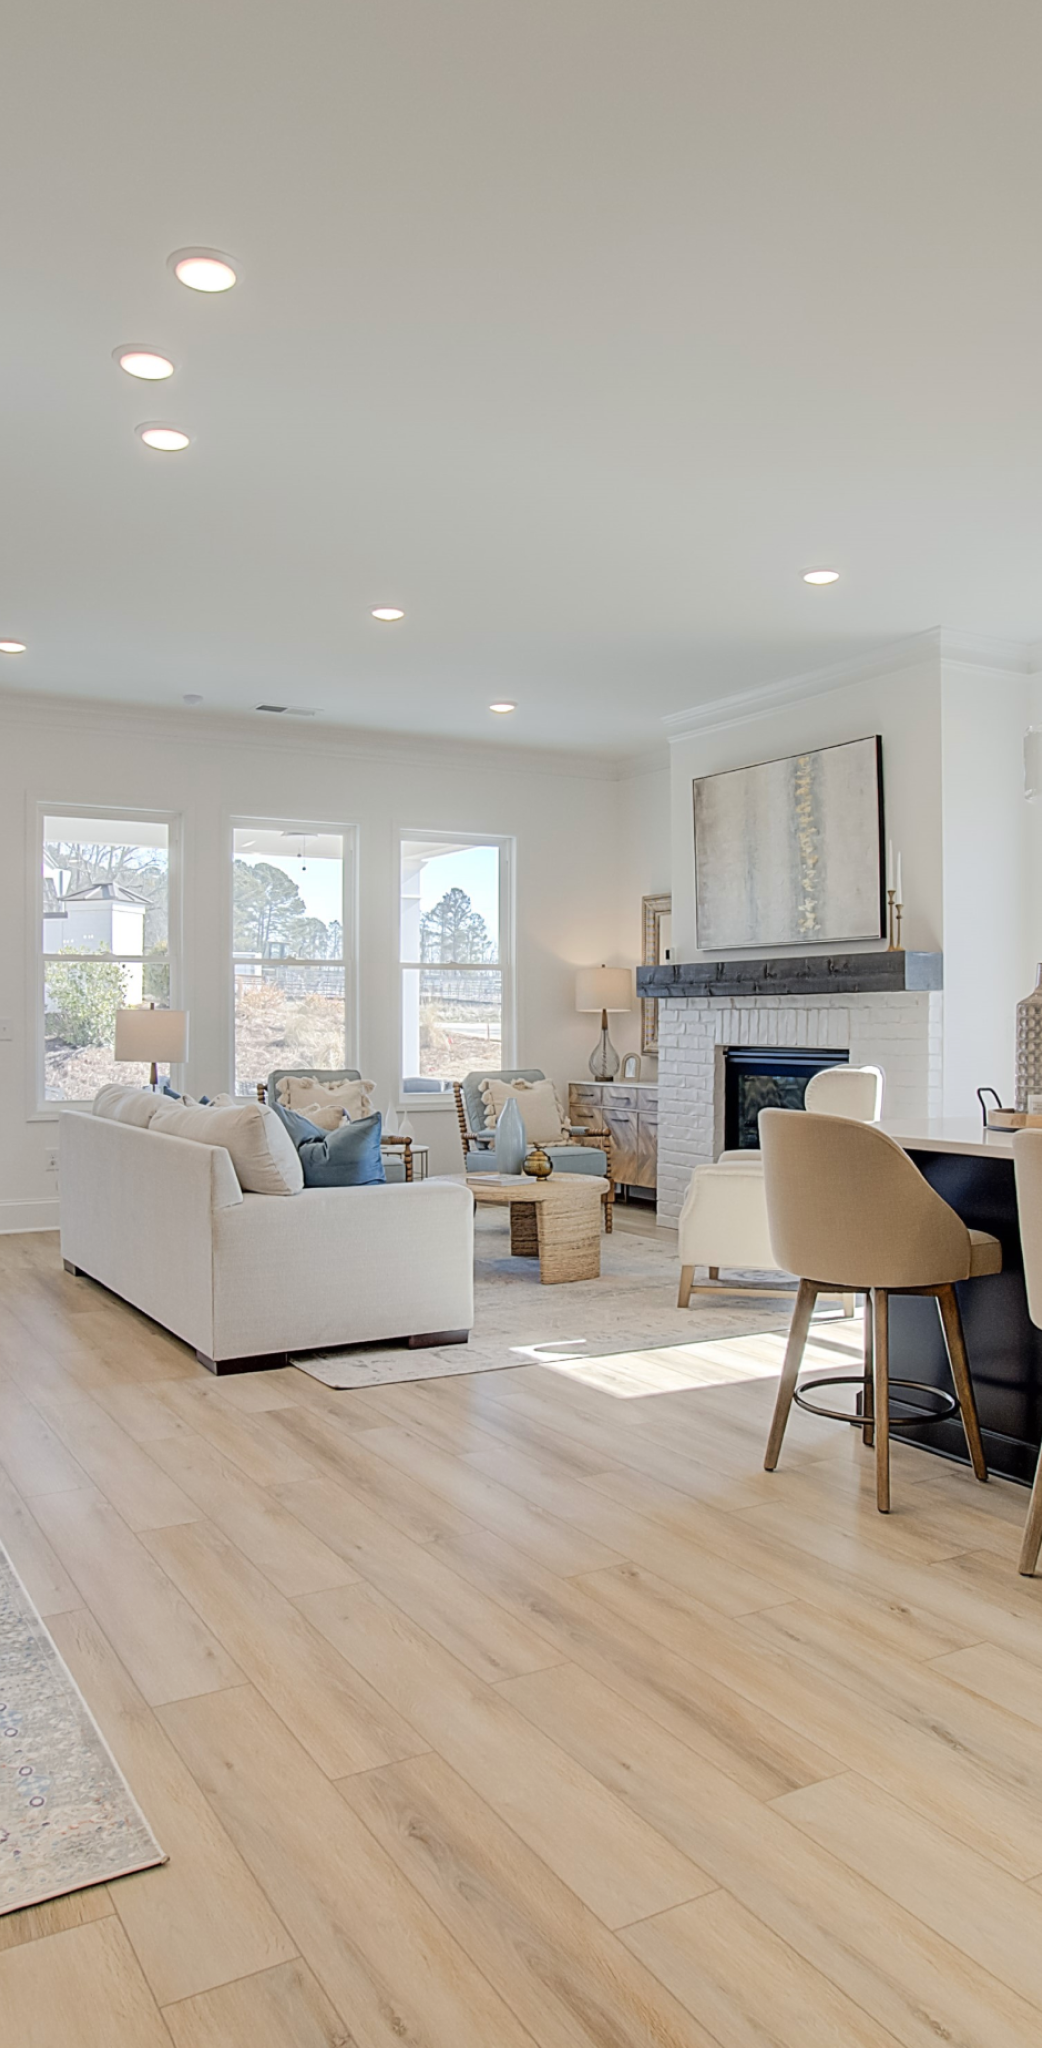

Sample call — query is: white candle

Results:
[895,851,902,904]
[887,839,894,891]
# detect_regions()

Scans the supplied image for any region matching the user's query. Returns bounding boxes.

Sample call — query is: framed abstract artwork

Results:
[693,735,884,951]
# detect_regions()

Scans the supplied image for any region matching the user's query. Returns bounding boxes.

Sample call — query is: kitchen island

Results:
[880,1119,1038,1483]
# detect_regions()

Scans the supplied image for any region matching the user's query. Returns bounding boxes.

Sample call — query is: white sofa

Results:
[59,1110,474,1372]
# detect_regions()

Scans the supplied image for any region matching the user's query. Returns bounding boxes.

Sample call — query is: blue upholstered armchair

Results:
[454,1069,614,1230]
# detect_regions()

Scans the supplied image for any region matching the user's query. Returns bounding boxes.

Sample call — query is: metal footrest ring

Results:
[792,1373,958,1428]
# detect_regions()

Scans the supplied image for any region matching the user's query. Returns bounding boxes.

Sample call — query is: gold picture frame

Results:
[641,893,672,1055]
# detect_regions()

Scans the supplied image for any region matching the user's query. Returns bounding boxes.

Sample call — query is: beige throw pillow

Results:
[291,1102,349,1132]
[277,1075,374,1119]
[479,1077,565,1144]
[149,1101,303,1196]
[92,1085,171,1129]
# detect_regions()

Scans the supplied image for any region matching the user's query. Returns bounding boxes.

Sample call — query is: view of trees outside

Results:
[403,843,503,1082]
[232,839,346,1094]
[42,824,169,1099]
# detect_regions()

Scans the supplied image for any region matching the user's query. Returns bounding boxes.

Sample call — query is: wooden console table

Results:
[569,1081,657,1194]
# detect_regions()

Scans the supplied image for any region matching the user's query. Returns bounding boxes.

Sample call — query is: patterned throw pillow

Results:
[479,1077,566,1144]
[277,1075,375,1120]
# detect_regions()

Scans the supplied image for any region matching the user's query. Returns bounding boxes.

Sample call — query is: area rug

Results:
[290,1210,800,1390]
[1,1545,165,1916]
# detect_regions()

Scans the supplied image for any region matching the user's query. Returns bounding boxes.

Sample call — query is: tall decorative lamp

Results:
[114,1004,189,1090]
[576,966,632,1082]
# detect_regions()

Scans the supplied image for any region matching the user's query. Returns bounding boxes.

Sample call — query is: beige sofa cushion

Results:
[479,1076,565,1144]
[277,1075,374,1119]
[92,1084,171,1129]
[150,1101,303,1196]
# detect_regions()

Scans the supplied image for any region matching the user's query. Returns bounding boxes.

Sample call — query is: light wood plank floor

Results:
[3,1227,1042,2046]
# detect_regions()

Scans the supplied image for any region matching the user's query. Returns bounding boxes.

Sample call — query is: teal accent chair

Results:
[454,1069,614,1230]
[262,1068,414,1183]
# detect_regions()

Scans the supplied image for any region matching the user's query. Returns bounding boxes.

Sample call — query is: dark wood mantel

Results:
[637,951,943,1000]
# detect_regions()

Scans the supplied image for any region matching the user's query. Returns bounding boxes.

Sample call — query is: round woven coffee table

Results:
[466,1174,608,1284]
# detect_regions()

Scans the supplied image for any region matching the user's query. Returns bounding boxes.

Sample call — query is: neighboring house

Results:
[43,881,147,1004]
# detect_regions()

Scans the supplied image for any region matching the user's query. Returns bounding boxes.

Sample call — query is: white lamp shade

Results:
[114,1007,189,1064]
[575,966,632,1014]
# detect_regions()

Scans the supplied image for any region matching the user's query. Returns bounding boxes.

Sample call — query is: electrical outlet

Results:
[44,1149,59,1173]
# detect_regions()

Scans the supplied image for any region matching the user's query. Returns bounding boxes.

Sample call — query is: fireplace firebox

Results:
[723,1046,849,1151]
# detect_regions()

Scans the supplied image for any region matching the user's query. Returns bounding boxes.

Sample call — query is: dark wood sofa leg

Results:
[195,1350,290,1376]
[405,1330,470,1349]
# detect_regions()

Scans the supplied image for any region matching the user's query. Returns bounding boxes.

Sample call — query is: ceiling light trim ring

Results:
[168,247,238,292]
[136,422,192,451]
[0,640,27,654]
[114,345,176,380]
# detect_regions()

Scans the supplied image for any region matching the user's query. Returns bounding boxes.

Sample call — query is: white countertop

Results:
[880,1118,1015,1160]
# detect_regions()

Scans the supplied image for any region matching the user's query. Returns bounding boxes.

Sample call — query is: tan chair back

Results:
[759,1109,972,1290]
[803,1063,883,1122]
[1013,1129,1042,1329]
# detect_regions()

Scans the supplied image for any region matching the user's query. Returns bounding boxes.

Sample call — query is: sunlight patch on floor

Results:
[524,1310,866,1398]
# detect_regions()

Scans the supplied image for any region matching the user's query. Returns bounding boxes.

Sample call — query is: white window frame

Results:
[32,801,183,1118]
[397,827,515,1108]
[230,816,358,1097]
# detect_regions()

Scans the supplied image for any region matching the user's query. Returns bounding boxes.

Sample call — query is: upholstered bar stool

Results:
[759,1110,1000,1512]
[1010,1131,1042,1573]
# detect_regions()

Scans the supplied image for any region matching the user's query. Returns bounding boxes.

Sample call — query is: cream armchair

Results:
[677,1064,884,1306]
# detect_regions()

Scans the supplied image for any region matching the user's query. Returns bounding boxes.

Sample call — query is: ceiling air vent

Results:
[255,704,316,717]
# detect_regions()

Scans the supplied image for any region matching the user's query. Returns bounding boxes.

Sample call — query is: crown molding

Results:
[0,688,632,783]
[662,629,945,743]
[937,628,1036,676]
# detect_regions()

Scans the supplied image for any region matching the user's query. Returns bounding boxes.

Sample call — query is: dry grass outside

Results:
[235,982,347,1093]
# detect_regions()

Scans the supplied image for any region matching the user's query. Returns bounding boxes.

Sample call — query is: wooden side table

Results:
[466,1174,608,1283]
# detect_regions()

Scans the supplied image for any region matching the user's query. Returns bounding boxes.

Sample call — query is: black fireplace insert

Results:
[723,1046,849,1151]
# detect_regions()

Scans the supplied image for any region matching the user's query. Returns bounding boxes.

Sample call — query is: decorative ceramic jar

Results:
[494,1095,526,1175]
[522,1144,554,1179]
[1016,966,1042,1111]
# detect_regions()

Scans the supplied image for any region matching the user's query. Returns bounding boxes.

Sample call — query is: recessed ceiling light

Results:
[371,607,405,621]
[489,701,516,714]
[169,248,238,293]
[137,423,191,451]
[114,346,175,380]
[803,568,840,584]
[0,640,26,654]
[182,693,203,705]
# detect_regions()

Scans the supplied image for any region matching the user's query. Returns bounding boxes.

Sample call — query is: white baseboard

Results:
[0,1196,61,1234]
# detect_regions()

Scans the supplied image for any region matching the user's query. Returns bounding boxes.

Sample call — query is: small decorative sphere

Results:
[522,1144,554,1179]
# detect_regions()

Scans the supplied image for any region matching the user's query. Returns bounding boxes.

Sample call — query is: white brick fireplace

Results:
[655,989,943,1223]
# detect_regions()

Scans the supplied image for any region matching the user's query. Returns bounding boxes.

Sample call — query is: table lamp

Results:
[575,966,632,1081]
[114,1004,189,1089]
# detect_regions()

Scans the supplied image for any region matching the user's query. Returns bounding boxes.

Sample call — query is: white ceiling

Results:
[4,1,1042,755]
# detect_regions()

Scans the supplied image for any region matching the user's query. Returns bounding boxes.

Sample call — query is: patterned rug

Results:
[290,1210,799,1389]
[0,1545,165,1917]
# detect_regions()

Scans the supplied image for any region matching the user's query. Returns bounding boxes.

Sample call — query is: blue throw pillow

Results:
[275,1104,386,1188]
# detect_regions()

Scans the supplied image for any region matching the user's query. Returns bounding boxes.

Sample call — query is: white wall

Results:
[667,653,944,961]
[0,693,648,1230]
[613,756,672,1079]
[939,665,1033,1116]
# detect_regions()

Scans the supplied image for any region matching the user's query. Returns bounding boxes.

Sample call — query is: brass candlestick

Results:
[895,899,903,951]
[887,888,897,950]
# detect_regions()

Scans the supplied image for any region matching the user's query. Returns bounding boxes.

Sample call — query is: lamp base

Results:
[588,1010,620,1082]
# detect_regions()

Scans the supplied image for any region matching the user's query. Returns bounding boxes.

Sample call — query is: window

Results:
[399,832,512,1096]
[39,809,177,1104]
[232,822,353,1096]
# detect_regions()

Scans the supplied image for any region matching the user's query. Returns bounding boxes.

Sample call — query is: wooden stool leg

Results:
[841,1293,855,1318]
[936,1285,988,1483]
[873,1288,890,1513]
[862,1301,874,1448]
[1019,1451,1042,1575]
[764,1278,817,1471]
[677,1265,694,1308]
[708,1266,719,1281]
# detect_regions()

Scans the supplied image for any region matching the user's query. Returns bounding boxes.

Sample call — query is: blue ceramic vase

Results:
[495,1095,526,1175]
